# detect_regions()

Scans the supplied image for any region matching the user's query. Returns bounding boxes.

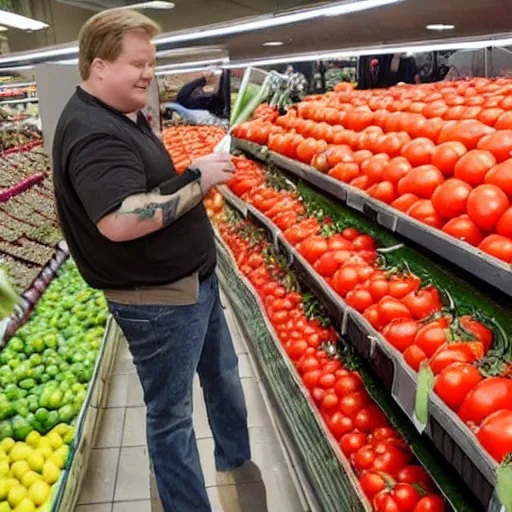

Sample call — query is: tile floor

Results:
[74,289,306,512]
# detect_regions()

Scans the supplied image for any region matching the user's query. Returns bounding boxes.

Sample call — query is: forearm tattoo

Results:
[117,193,181,227]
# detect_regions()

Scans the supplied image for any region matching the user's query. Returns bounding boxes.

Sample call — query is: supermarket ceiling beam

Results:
[0,0,404,68]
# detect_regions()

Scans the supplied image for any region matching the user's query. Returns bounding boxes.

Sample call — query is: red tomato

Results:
[359,472,387,500]
[497,206,512,238]
[313,251,343,277]
[477,409,512,462]
[459,315,493,352]
[335,372,364,397]
[431,141,467,176]
[331,265,360,296]
[342,227,360,240]
[382,318,421,353]
[466,184,510,231]
[434,363,483,411]
[299,235,329,264]
[429,342,484,375]
[478,234,512,263]
[373,439,413,476]
[345,289,374,312]
[438,119,494,150]
[414,321,448,357]
[355,405,389,433]
[484,159,512,197]
[388,275,421,299]
[441,215,484,246]
[413,495,446,512]
[377,296,413,325]
[402,286,442,320]
[453,149,497,186]
[382,157,412,185]
[353,234,376,251]
[391,483,422,512]
[368,181,397,204]
[401,138,436,167]
[328,412,354,438]
[391,193,420,213]
[431,179,472,219]
[318,372,336,389]
[397,465,435,493]
[403,345,427,372]
[407,199,445,228]
[398,165,445,199]
[296,137,324,164]
[340,432,367,456]
[477,129,512,162]
[339,390,370,418]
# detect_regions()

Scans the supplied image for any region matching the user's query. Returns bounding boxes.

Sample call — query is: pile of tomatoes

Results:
[216,213,446,512]
[162,125,225,173]
[226,157,512,463]
[233,78,512,263]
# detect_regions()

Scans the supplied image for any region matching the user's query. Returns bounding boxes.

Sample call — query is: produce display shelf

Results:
[233,138,512,299]
[51,315,121,511]
[214,231,372,512]
[218,183,501,512]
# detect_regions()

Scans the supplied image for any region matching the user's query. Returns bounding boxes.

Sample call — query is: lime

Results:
[0,403,15,421]
[56,406,74,425]
[8,339,23,353]
[0,421,13,439]
[44,366,57,379]
[27,356,41,368]
[18,380,36,391]
[12,418,31,442]
[45,412,59,431]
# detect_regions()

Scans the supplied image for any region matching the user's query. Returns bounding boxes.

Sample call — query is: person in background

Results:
[52,9,250,512]
[386,53,421,85]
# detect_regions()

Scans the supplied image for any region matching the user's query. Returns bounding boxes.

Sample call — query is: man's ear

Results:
[90,58,106,78]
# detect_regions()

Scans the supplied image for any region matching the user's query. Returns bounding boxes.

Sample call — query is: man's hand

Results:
[191,153,235,195]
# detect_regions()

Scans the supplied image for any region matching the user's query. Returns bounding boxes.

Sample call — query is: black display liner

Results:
[219,185,502,512]
[234,138,512,300]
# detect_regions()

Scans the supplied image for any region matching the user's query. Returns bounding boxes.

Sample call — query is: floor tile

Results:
[94,408,125,449]
[106,374,130,408]
[126,373,145,407]
[77,448,119,505]
[114,446,150,502]
[75,504,112,512]
[237,354,253,378]
[112,357,136,375]
[112,500,151,512]
[207,482,269,512]
[122,406,147,447]
[241,378,271,428]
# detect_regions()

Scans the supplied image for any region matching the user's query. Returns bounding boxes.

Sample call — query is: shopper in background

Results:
[52,9,250,512]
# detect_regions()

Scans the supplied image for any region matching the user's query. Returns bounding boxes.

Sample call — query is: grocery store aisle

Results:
[74,286,306,512]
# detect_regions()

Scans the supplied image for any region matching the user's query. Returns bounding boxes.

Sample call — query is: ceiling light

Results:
[157,57,229,71]
[155,0,404,45]
[263,41,284,47]
[426,24,455,31]
[0,26,8,32]
[117,1,174,9]
[155,66,214,76]
[0,9,48,31]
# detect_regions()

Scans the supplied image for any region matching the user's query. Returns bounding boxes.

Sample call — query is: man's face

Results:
[97,30,156,113]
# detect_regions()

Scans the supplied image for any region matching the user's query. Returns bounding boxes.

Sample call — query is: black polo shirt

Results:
[52,87,216,290]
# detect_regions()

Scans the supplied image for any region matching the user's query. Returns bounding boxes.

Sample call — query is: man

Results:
[52,9,250,512]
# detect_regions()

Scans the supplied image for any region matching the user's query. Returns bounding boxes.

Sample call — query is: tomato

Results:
[414,321,448,357]
[296,137,323,164]
[339,390,370,418]
[328,234,353,251]
[391,483,422,512]
[328,411,354,438]
[377,297,413,325]
[441,215,484,246]
[413,495,446,512]
[287,339,309,360]
[453,149,497,186]
[402,286,442,320]
[322,392,339,412]
[340,431,367,456]
[329,162,360,182]
[370,427,400,445]
[368,181,397,204]
[403,345,427,372]
[299,356,321,374]
[335,372,364,397]
[434,363,483,411]
[477,129,512,162]
[299,235,329,264]
[354,445,377,471]
[478,107,504,126]
[331,265,360,296]
[359,472,387,500]
[374,493,400,512]
[495,110,512,129]
[361,154,391,185]
[429,342,484,375]
[364,304,385,330]
[466,184,510,231]
[397,465,434,493]
[431,179,472,220]
[423,101,448,119]
[477,409,512,463]
[342,228,360,241]
[398,166,445,199]
[382,157,412,185]
[318,372,336,389]
[355,405,389,433]
[382,318,421,353]
[401,138,436,167]
[459,316,493,352]
[373,439,413,476]
[431,141,467,176]
[497,206,512,238]
[479,234,512,263]
[345,288,374,312]
[350,175,371,190]
[484,160,512,197]
[368,278,390,302]
[391,193,421,213]
[314,251,343,277]
[438,120,494,150]
[420,117,445,142]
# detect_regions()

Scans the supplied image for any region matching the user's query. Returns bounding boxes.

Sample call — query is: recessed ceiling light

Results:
[426,24,455,31]
[263,41,284,47]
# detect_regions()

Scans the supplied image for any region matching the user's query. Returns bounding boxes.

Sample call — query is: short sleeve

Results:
[69,134,147,223]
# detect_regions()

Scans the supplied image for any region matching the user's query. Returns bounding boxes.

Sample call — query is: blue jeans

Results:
[108,274,251,511]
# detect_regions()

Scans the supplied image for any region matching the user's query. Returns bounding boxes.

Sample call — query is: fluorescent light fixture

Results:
[155,0,403,45]
[53,58,79,65]
[0,9,48,31]
[0,26,8,32]
[157,57,229,71]
[156,66,213,76]
[116,1,174,9]
[263,41,284,47]
[426,24,455,31]
[0,45,78,65]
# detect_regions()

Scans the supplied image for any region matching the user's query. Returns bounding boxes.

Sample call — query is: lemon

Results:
[20,472,40,489]
[0,480,9,500]
[0,461,10,477]
[0,453,8,463]
[26,452,44,474]
[0,439,15,454]
[44,434,62,452]
[41,461,59,485]
[24,433,40,450]
[3,481,19,493]
[35,443,51,461]
[11,462,29,481]
[9,445,31,463]
[14,498,35,512]
[0,501,11,512]
[7,486,26,508]
[28,481,50,507]
[62,428,75,446]
[50,425,69,438]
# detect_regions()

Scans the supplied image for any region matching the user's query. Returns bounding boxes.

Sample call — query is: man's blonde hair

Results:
[78,9,161,80]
